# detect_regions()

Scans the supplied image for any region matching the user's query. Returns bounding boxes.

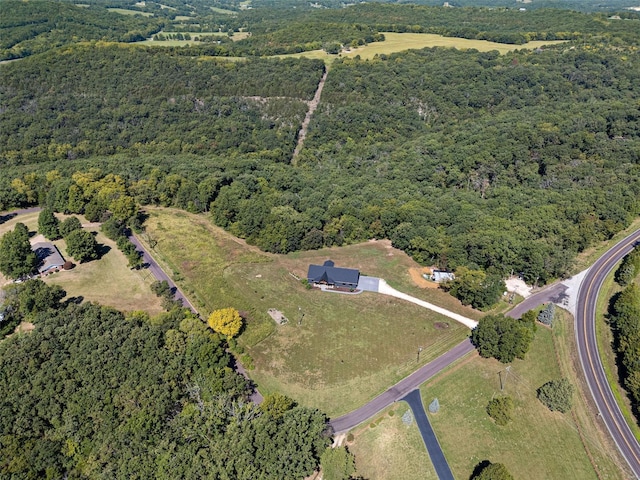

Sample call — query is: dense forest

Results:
[0,45,324,163]
[0,281,330,478]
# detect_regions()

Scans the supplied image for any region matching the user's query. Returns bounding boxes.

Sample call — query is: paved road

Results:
[576,228,640,478]
[506,281,569,320]
[128,234,197,313]
[330,339,475,434]
[402,389,455,480]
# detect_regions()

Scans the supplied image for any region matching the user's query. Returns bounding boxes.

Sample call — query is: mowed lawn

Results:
[0,211,162,314]
[139,207,474,415]
[350,312,627,479]
[347,403,437,480]
[280,32,568,62]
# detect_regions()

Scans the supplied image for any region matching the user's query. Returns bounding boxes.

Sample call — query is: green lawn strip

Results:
[553,309,630,479]
[595,266,640,442]
[347,404,437,480]
[422,328,601,480]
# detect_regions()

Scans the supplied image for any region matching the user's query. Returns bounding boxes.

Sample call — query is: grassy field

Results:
[0,211,162,314]
[107,8,153,16]
[209,6,236,14]
[347,403,437,480]
[279,33,568,63]
[139,207,477,415]
[349,310,628,479]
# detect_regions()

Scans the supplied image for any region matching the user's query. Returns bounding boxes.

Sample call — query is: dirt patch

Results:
[268,308,288,325]
[434,322,450,330]
[409,267,439,289]
[15,322,35,333]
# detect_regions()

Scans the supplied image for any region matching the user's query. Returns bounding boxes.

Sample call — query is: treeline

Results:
[0,280,330,478]
[0,0,164,60]
[317,4,640,45]
[609,283,640,417]
[0,44,324,165]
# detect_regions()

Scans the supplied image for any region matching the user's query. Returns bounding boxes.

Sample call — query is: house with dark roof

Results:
[32,242,65,274]
[307,260,360,289]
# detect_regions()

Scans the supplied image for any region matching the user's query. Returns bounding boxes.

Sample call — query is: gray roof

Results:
[32,242,65,274]
[307,261,360,286]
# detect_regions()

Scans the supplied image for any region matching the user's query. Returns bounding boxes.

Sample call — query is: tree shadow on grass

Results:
[469,460,491,479]
[96,244,111,260]
[0,213,17,224]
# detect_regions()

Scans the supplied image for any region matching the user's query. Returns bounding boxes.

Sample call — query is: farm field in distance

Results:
[280,32,568,62]
[139,207,476,415]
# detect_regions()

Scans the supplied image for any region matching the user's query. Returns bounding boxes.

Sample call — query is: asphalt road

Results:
[575,229,640,479]
[506,281,569,320]
[330,339,475,434]
[128,234,197,313]
[402,389,454,480]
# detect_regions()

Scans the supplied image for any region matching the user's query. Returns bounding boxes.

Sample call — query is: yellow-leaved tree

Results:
[207,307,243,338]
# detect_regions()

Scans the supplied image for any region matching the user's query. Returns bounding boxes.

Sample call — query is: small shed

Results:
[307,260,360,289]
[32,242,65,274]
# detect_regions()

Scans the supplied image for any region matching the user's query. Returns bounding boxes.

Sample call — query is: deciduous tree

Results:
[65,229,98,263]
[537,378,574,413]
[471,314,534,363]
[208,307,243,337]
[0,222,37,279]
[38,208,60,240]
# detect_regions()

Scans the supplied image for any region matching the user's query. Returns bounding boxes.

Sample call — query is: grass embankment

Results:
[350,311,628,479]
[347,404,437,480]
[595,265,640,442]
[139,207,476,415]
[280,33,568,63]
[0,212,162,314]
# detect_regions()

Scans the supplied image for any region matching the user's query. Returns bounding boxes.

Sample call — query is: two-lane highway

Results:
[576,229,640,478]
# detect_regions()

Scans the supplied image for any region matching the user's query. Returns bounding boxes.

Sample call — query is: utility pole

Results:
[499,365,511,391]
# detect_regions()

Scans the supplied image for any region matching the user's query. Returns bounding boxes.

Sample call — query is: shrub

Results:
[486,396,514,426]
[537,303,555,327]
[537,378,574,413]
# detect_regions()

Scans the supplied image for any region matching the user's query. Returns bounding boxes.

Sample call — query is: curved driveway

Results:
[576,229,640,478]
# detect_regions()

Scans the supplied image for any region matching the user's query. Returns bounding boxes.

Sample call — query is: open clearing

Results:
[107,8,153,16]
[139,207,478,415]
[280,32,568,62]
[136,31,249,46]
[0,211,162,314]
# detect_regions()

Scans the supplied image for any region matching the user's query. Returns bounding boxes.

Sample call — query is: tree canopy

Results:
[0,283,331,478]
[0,222,37,279]
[471,314,534,363]
[208,307,243,337]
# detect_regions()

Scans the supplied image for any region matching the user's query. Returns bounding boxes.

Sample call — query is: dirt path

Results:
[292,68,328,164]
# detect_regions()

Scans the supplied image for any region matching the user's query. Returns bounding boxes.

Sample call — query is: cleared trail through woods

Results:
[292,68,328,164]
